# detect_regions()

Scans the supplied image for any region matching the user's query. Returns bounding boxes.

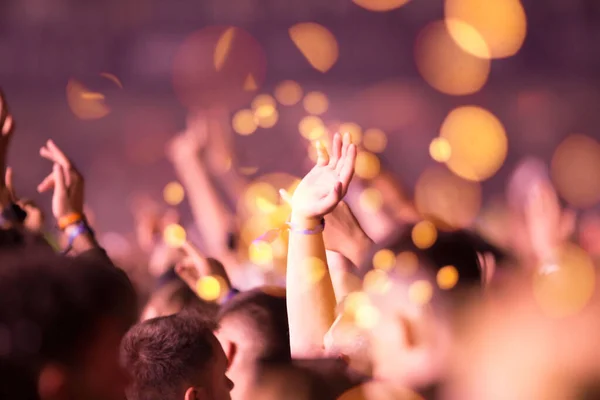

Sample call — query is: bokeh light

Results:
[299,116,326,140]
[363,269,392,296]
[243,181,279,215]
[249,240,274,267]
[415,20,490,95]
[251,94,277,118]
[173,26,267,109]
[289,23,339,73]
[359,188,384,213]
[411,221,438,249]
[440,106,508,181]
[163,181,185,206]
[408,280,434,306]
[163,224,186,248]
[445,0,527,59]
[363,128,388,153]
[551,134,600,208]
[437,265,459,290]
[255,109,279,129]
[355,303,381,330]
[301,257,327,286]
[355,152,381,180]
[66,79,111,120]
[232,109,257,135]
[353,0,410,12]
[274,80,303,106]
[196,275,226,301]
[302,91,329,115]
[214,27,236,71]
[414,166,482,230]
[429,137,452,163]
[373,249,396,271]
[533,243,596,318]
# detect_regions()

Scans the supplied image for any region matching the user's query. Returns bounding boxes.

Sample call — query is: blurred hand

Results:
[289,132,356,220]
[5,167,44,232]
[174,240,232,292]
[0,91,15,208]
[324,201,373,266]
[525,180,575,263]
[37,140,85,219]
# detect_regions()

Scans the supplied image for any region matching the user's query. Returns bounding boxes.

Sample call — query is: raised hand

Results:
[174,240,232,294]
[37,140,85,219]
[526,180,575,264]
[288,132,357,220]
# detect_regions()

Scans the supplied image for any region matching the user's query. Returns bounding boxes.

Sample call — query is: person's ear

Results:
[477,251,497,288]
[38,364,68,400]
[224,340,237,368]
[184,386,208,400]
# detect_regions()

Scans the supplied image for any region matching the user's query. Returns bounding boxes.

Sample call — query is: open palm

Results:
[291,132,357,219]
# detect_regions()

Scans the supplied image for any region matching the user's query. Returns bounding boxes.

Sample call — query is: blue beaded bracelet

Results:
[61,221,90,255]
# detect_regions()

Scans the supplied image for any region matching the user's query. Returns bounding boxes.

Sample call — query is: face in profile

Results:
[192,335,234,400]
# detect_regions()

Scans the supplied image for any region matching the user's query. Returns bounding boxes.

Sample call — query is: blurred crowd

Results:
[3,0,600,399]
[2,85,600,400]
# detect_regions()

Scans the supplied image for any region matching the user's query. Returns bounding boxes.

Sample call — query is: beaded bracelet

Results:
[286,218,325,235]
[61,221,90,255]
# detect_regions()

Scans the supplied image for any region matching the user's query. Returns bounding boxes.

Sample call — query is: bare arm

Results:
[285,134,357,357]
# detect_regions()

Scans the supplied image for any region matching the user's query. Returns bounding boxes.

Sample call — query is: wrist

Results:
[345,234,373,267]
[290,212,323,229]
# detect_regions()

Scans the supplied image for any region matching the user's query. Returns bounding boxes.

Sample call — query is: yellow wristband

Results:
[58,212,84,231]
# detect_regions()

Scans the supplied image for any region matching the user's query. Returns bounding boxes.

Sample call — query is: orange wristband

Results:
[58,212,84,230]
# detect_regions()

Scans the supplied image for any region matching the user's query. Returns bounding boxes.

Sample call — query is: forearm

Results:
[326,250,362,304]
[172,155,231,255]
[286,214,337,358]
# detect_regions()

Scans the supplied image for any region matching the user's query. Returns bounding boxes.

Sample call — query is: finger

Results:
[46,140,71,170]
[316,140,330,167]
[1,115,13,136]
[40,146,58,163]
[174,259,200,289]
[338,144,357,195]
[335,132,351,175]
[52,163,67,196]
[37,172,55,193]
[0,90,7,124]
[328,132,342,169]
[279,188,293,205]
[5,167,15,200]
[180,240,206,264]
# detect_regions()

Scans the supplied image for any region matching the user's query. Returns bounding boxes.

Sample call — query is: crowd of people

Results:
[1,87,600,400]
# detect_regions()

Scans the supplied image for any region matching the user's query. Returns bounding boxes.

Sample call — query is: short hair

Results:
[217,288,290,363]
[121,313,218,400]
[0,247,137,400]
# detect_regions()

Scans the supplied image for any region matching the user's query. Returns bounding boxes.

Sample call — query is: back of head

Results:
[0,247,137,400]
[121,312,218,400]
[217,288,290,363]
[360,226,489,303]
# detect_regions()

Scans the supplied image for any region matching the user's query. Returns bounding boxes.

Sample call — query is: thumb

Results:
[279,188,293,205]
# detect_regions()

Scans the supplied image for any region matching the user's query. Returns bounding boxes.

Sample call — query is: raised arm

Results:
[285,132,356,357]
[167,113,235,262]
